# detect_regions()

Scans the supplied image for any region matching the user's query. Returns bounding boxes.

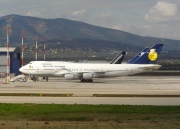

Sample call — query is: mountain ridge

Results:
[0,14,179,50]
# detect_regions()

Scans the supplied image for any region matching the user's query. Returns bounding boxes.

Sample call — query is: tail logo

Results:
[148,49,158,61]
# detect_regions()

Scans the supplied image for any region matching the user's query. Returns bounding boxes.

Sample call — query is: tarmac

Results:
[0,76,180,105]
[0,76,180,95]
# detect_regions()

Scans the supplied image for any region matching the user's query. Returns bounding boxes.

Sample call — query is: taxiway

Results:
[0,76,180,105]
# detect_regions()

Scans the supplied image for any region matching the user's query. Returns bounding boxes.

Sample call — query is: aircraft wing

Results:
[53,68,72,75]
[54,68,106,76]
[139,65,161,71]
[54,69,107,75]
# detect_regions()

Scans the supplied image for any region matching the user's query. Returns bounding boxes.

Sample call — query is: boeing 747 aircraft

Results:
[19,44,163,82]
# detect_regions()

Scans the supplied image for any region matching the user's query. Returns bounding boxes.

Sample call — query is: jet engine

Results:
[64,74,79,80]
[83,73,93,79]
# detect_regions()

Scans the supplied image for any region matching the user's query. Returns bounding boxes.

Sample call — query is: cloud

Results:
[112,23,180,40]
[72,9,87,16]
[93,12,117,27]
[145,1,179,23]
[71,9,89,22]
[0,12,5,17]
[26,9,40,17]
[112,24,127,31]
[100,13,113,20]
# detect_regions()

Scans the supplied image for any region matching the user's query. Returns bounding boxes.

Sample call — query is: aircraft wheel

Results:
[80,79,93,83]
[80,79,85,82]
[23,78,27,82]
[87,79,93,82]
[32,76,36,82]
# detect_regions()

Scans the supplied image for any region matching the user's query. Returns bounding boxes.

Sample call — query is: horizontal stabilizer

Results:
[139,64,162,71]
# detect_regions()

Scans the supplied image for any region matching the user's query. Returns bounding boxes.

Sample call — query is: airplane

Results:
[128,44,163,64]
[111,48,149,64]
[19,44,163,82]
[111,46,154,64]
[110,51,126,64]
[18,51,126,82]
[39,51,126,81]
[111,44,159,65]
[128,48,149,64]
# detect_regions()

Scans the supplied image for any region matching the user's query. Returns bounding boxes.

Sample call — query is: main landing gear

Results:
[42,77,49,82]
[80,79,93,83]
[31,76,49,82]
[31,76,39,82]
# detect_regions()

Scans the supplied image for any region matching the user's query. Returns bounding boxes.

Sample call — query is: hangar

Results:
[0,47,21,76]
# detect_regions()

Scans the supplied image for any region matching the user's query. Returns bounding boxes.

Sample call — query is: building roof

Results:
[0,47,21,53]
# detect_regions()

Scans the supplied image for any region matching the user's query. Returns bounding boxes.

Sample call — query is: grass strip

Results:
[0,93,73,97]
[0,104,179,121]
[93,94,180,97]
[0,93,180,97]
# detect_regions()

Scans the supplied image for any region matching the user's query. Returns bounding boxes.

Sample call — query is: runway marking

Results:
[172,84,180,89]
[150,84,158,89]
[143,78,159,89]
[123,77,129,90]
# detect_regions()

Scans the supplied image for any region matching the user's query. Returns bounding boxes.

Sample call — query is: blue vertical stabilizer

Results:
[128,44,163,64]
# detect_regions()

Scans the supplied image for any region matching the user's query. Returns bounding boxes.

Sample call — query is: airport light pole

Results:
[35,36,38,61]
[21,31,24,67]
[44,38,46,61]
[6,26,10,82]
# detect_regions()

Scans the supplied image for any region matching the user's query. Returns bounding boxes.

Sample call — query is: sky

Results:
[0,0,180,40]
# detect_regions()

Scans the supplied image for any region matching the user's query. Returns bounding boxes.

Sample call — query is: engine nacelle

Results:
[64,74,79,80]
[83,73,93,79]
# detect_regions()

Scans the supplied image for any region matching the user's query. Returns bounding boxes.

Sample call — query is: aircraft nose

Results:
[19,67,23,73]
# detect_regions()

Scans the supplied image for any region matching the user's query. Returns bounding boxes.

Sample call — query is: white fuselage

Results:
[19,61,161,79]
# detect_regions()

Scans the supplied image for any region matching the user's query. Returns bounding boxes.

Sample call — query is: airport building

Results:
[0,47,21,76]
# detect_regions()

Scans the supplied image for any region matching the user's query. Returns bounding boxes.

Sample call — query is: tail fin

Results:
[128,44,163,64]
[128,48,149,64]
[110,51,126,64]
